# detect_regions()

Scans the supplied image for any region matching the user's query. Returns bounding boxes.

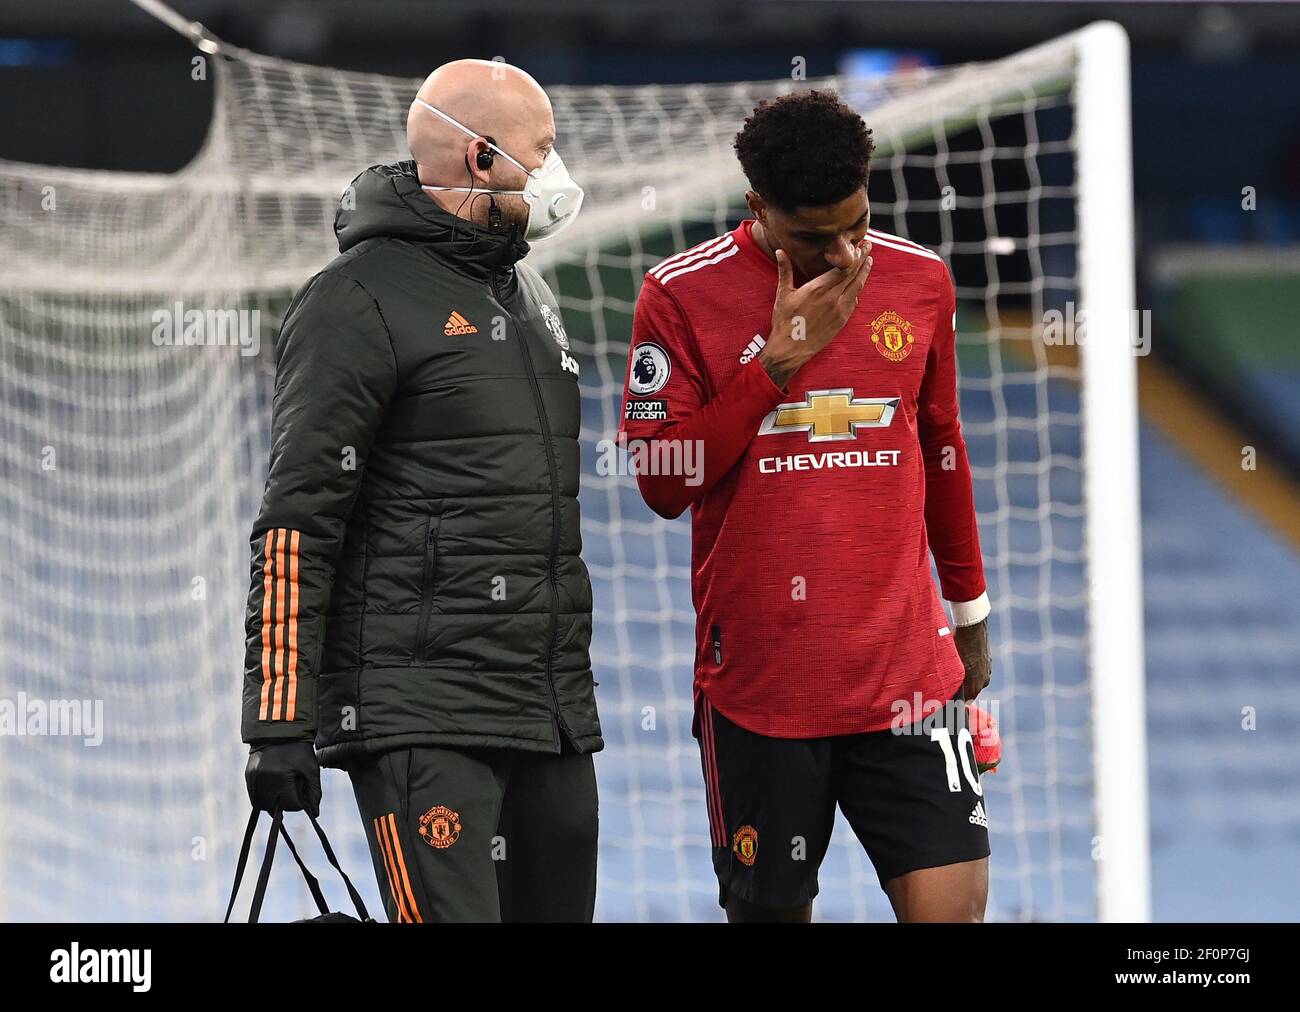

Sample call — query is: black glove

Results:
[245,741,322,817]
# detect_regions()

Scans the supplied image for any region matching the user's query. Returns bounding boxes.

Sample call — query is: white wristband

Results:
[947,591,990,628]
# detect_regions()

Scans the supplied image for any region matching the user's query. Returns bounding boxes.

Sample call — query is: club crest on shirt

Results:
[540,303,570,351]
[732,825,758,866]
[870,309,915,363]
[418,804,462,849]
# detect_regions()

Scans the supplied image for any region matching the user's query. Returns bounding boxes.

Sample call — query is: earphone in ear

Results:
[476,136,497,172]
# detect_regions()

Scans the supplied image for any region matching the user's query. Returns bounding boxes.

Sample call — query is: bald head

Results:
[408,59,556,198]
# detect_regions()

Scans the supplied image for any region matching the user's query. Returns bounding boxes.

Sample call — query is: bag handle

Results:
[222,807,282,924]
[307,811,371,922]
[223,808,370,923]
[276,815,331,918]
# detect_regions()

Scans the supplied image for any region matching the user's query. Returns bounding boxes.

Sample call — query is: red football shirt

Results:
[619,220,988,738]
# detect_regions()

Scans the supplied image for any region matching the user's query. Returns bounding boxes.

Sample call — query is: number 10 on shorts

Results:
[930,726,983,796]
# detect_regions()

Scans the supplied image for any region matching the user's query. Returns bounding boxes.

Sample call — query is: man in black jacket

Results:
[241,59,602,922]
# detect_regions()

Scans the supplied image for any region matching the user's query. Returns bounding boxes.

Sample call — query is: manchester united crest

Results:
[870,309,915,363]
[732,825,758,867]
[418,805,463,849]
[540,302,570,351]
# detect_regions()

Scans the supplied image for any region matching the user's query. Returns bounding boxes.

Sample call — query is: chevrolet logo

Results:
[758,389,900,442]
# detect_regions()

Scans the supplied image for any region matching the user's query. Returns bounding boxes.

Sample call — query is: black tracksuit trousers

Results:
[347,740,598,923]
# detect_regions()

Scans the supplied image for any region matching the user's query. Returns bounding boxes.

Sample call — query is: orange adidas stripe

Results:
[375,816,413,923]
[385,813,423,923]
[257,527,304,723]
[285,530,300,721]
[258,531,276,720]
[371,816,400,920]
[270,528,288,719]
[372,817,403,922]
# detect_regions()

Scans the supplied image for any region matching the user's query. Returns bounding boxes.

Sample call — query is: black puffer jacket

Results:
[240,160,601,767]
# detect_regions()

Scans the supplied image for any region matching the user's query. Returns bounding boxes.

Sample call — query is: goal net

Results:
[0,21,1146,921]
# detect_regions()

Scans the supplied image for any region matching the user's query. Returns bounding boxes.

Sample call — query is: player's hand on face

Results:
[759,241,872,388]
[953,618,992,700]
[829,236,872,301]
[822,231,869,274]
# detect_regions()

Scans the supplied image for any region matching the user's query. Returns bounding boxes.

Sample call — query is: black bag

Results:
[224,807,374,923]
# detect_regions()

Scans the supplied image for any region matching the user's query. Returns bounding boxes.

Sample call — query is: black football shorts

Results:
[695,684,991,910]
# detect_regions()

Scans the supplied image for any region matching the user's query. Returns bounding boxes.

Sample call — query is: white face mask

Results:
[414,98,584,241]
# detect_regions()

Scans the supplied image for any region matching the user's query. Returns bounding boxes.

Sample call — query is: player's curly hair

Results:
[733,90,875,212]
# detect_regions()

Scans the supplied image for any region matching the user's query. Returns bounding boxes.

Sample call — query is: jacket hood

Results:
[334,160,530,275]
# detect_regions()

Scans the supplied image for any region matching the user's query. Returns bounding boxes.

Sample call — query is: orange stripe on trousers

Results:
[384,813,423,923]
[374,816,412,923]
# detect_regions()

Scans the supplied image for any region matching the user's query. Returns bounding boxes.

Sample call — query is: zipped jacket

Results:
[241,160,602,766]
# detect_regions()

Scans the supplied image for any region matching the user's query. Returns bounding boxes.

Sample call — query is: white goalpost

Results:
[0,8,1147,921]
[1075,22,1150,923]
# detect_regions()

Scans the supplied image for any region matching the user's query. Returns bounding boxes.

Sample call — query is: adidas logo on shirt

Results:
[969,802,989,828]
[444,311,478,336]
[738,334,765,364]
